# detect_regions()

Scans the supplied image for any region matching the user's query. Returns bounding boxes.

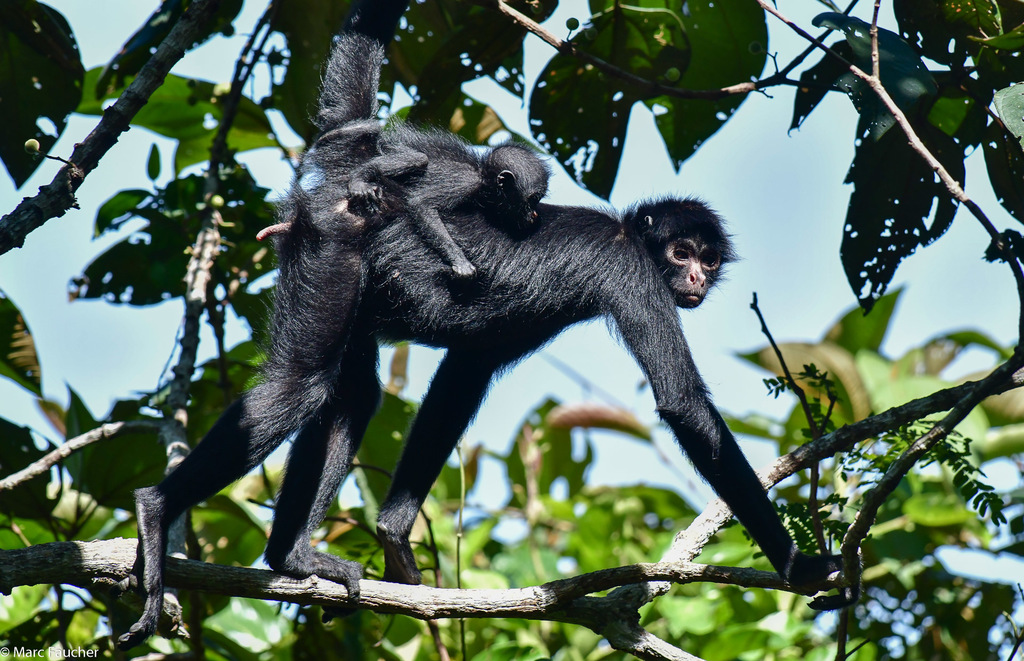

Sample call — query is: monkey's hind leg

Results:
[118,394,287,649]
[263,339,381,609]
[412,206,477,280]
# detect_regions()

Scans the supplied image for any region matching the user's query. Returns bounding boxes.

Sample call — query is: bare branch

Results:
[0,0,222,256]
[0,421,166,491]
[0,539,813,622]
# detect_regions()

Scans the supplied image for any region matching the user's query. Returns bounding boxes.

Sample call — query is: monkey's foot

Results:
[450,260,478,281]
[117,593,163,650]
[377,523,423,585]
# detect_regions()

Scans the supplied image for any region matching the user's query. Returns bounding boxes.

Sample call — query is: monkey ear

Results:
[497,170,516,188]
[645,215,654,226]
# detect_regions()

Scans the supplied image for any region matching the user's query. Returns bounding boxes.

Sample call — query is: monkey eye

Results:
[670,246,691,264]
[702,251,721,270]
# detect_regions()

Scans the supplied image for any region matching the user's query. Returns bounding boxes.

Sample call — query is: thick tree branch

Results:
[0,0,222,256]
[0,539,814,622]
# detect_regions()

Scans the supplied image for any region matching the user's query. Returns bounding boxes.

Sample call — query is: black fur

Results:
[118,34,851,650]
[345,116,549,281]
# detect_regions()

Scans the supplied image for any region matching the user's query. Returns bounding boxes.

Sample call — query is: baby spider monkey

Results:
[348,128,550,279]
[259,103,550,283]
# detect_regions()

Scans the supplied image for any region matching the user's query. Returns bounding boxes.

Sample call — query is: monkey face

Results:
[665,237,723,308]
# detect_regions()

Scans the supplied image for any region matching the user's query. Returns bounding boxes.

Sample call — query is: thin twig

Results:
[753,0,1024,337]
[750,293,820,437]
[0,421,166,491]
[491,0,800,101]
[750,293,831,552]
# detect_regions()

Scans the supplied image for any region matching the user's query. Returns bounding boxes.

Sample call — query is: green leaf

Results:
[650,0,768,170]
[970,23,1024,51]
[993,84,1024,150]
[62,389,165,511]
[0,417,55,518]
[0,1,83,187]
[0,289,41,395]
[903,492,972,526]
[146,143,161,181]
[894,0,1001,66]
[812,12,936,140]
[792,42,854,131]
[824,289,902,354]
[984,120,1024,223]
[840,124,963,310]
[94,189,151,235]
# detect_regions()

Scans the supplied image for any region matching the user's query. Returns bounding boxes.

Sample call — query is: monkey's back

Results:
[360,202,665,351]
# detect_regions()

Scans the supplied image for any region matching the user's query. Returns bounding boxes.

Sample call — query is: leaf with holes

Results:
[0,2,83,187]
[841,125,964,310]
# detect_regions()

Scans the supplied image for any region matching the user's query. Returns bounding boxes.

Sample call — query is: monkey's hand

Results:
[348,179,384,210]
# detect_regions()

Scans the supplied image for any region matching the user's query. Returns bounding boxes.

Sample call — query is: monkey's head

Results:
[626,198,737,309]
[482,145,550,231]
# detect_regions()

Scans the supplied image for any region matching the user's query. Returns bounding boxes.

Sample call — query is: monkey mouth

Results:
[679,294,703,308]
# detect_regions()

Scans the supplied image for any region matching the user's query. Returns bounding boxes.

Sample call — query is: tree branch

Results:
[610,357,1024,610]
[490,0,796,101]
[0,538,815,622]
[0,0,222,256]
[0,421,167,491]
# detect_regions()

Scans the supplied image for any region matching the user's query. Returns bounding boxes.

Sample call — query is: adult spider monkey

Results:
[118,29,853,652]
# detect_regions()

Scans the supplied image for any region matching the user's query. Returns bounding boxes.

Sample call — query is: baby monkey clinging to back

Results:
[347,126,550,279]
[259,60,550,282]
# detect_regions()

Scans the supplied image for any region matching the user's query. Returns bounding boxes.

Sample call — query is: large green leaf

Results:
[0,1,83,187]
[812,12,936,140]
[650,0,767,169]
[0,417,55,519]
[840,124,963,310]
[61,389,165,511]
[993,84,1024,149]
[0,289,41,395]
[985,120,1024,223]
[79,68,279,172]
[531,0,764,198]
